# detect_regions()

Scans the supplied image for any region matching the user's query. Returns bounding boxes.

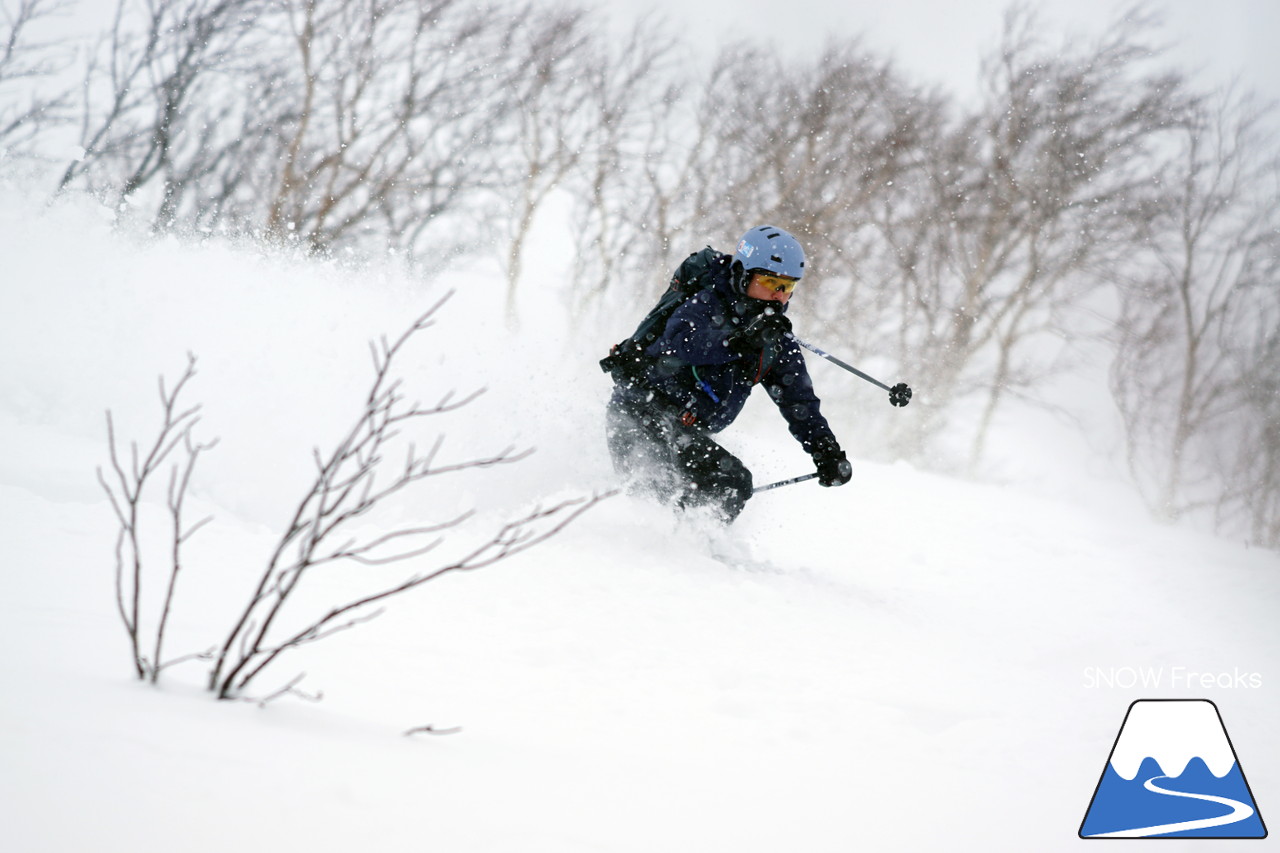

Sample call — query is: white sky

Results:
[604,0,1280,106]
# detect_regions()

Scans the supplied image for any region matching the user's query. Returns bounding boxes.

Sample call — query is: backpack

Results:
[599,246,729,381]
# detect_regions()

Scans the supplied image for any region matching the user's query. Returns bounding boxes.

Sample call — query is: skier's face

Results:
[745,273,796,304]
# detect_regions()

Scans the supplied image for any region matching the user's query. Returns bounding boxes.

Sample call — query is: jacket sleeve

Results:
[763,340,839,453]
[652,290,741,366]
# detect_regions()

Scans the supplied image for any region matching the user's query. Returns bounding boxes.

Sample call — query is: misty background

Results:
[2,0,1278,547]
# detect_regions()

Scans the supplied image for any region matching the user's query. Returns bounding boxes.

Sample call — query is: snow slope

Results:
[1,184,1277,852]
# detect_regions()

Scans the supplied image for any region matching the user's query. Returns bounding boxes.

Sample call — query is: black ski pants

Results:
[605,389,753,523]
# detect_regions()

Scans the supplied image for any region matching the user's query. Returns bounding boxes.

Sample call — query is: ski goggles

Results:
[752,272,800,294]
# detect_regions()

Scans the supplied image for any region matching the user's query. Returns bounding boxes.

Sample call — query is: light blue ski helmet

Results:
[733,225,805,280]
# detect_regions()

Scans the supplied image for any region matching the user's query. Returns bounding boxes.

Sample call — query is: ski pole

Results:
[787,334,913,407]
[753,472,818,494]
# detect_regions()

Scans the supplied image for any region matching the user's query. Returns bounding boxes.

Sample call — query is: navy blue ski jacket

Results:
[611,257,838,454]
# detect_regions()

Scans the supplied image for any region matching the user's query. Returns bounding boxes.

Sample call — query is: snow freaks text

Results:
[1083,667,1264,690]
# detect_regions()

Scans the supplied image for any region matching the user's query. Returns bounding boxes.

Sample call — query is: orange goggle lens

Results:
[754,273,799,294]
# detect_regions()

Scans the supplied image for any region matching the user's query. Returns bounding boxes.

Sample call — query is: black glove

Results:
[811,436,852,487]
[727,309,792,354]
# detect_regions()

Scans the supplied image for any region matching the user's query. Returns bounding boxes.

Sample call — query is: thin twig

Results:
[250,673,324,708]
[403,725,463,737]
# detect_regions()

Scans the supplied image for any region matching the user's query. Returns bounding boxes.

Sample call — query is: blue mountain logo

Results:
[1080,699,1267,839]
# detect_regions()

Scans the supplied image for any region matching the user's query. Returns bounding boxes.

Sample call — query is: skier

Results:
[603,225,852,523]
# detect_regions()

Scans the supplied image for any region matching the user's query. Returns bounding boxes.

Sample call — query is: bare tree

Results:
[881,6,1189,466]
[581,40,773,302]
[249,0,528,258]
[575,36,923,328]
[98,354,218,682]
[1110,88,1280,532]
[0,0,74,155]
[1224,286,1280,546]
[57,0,261,205]
[566,13,679,312]
[697,41,934,357]
[496,5,595,318]
[55,0,562,259]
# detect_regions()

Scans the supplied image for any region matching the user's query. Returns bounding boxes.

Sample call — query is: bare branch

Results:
[249,672,323,708]
[99,353,217,683]
[0,0,75,155]
[154,647,216,674]
[212,295,605,699]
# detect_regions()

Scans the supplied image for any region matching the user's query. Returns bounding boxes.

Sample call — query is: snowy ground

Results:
[1,184,1277,852]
